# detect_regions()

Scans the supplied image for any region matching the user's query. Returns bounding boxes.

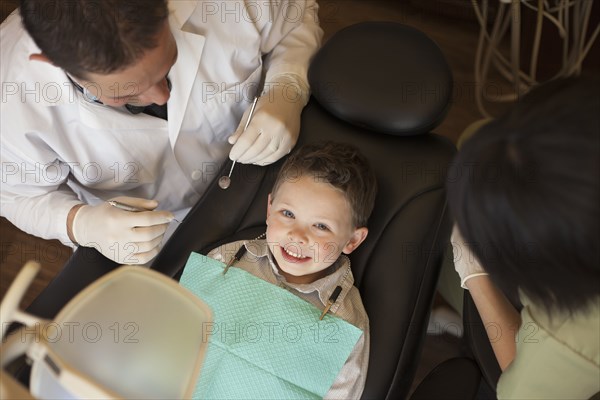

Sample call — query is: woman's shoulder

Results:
[498,296,600,398]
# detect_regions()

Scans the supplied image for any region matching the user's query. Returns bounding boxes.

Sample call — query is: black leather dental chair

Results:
[24,22,457,399]
[155,22,457,399]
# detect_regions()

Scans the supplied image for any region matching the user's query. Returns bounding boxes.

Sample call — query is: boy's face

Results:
[266,175,368,284]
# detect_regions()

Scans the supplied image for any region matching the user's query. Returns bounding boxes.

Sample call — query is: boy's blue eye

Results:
[282,210,294,218]
[315,223,329,231]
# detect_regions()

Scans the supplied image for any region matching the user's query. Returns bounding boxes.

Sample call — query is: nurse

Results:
[448,77,599,398]
[0,0,323,264]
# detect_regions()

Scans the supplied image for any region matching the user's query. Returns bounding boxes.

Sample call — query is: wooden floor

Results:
[4,0,590,394]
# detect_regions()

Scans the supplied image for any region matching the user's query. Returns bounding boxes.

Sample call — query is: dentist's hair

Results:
[272,141,378,228]
[20,0,169,79]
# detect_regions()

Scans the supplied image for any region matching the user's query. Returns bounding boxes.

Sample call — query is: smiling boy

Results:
[266,172,368,285]
[207,141,377,398]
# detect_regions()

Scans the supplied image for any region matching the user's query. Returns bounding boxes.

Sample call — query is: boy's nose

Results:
[288,227,308,245]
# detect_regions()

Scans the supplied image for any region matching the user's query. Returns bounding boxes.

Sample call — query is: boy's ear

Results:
[342,227,368,255]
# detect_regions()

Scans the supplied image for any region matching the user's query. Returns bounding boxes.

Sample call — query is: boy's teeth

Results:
[284,247,306,259]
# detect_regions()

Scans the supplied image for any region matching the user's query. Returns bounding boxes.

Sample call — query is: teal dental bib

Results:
[179,252,363,399]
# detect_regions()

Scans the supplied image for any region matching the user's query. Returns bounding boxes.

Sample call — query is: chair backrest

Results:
[152,22,456,399]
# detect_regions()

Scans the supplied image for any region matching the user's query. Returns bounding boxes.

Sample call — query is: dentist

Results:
[1,0,323,264]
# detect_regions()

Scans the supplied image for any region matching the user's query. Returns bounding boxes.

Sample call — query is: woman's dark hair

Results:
[272,141,378,228]
[20,0,169,79]
[447,76,599,314]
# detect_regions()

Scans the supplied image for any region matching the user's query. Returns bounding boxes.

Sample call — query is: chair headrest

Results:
[308,22,453,136]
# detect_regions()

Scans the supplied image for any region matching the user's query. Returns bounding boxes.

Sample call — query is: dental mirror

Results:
[219,96,258,190]
[218,161,235,189]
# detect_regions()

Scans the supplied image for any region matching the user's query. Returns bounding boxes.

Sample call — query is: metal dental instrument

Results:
[107,200,181,223]
[218,161,236,190]
[219,96,259,190]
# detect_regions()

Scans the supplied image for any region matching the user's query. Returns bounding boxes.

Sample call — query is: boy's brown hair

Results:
[271,141,378,228]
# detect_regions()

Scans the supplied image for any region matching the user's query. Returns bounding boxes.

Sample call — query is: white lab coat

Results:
[0,1,323,245]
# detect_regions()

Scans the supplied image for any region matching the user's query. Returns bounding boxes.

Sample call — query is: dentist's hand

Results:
[451,224,489,289]
[228,77,306,165]
[71,196,173,264]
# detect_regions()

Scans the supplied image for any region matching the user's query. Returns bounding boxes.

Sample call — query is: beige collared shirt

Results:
[496,293,600,399]
[208,239,370,399]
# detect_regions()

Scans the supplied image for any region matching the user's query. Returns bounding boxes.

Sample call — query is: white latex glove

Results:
[228,77,306,165]
[72,196,174,265]
[450,224,489,289]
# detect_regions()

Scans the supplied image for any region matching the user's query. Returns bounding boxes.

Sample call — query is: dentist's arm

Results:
[451,225,521,370]
[228,0,323,165]
[463,275,521,370]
